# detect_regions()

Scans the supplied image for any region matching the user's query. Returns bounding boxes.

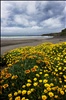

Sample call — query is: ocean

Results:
[1,36,53,40]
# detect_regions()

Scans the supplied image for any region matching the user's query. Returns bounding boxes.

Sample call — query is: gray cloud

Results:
[1,1,66,35]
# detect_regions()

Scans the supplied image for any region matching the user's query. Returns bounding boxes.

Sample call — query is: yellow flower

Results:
[64,85,66,88]
[11,75,18,79]
[54,95,58,98]
[48,92,54,97]
[27,79,32,83]
[59,72,63,75]
[36,74,40,77]
[34,65,38,69]
[39,72,42,74]
[27,90,31,95]
[39,80,42,83]
[57,88,62,92]
[44,74,49,77]
[56,74,58,76]
[21,97,26,100]
[59,80,62,83]
[31,67,36,72]
[8,64,12,67]
[25,70,30,74]
[63,75,66,79]
[18,90,22,94]
[30,88,34,92]
[55,69,58,72]
[8,93,12,98]
[9,97,12,100]
[5,73,12,78]
[50,83,54,87]
[58,67,62,70]
[22,85,26,88]
[43,79,48,83]
[64,80,66,82]
[42,95,47,100]
[21,97,29,100]
[44,84,50,87]
[64,60,66,63]
[15,96,20,100]
[3,84,9,89]
[44,89,48,93]
[60,90,64,95]
[26,83,31,87]
[14,92,18,96]
[22,90,26,95]
[33,82,38,86]
[52,87,58,91]
[33,78,37,81]
[64,67,66,70]
[47,87,51,91]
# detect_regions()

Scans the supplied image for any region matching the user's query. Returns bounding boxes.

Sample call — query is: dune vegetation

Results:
[0,42,66,100]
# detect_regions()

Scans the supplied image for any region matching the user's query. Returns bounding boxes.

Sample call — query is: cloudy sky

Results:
[1,1,66,36]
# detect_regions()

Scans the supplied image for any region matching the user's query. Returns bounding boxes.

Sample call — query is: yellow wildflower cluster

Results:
[0,42,66,100]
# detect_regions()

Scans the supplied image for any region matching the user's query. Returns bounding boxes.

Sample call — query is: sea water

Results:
[1,36,53,40]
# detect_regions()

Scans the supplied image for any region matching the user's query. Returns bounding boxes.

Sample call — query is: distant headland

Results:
[41,28,66,37]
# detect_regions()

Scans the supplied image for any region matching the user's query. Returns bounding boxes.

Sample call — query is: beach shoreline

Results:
[1,37,66,55]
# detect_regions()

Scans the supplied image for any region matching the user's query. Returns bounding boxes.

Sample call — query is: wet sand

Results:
[1,37,66,55]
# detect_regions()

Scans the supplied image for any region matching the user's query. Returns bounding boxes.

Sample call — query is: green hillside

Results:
[41,28,66,37]
[60,28,66,36]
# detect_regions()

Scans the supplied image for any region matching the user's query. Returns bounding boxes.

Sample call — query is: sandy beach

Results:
[1,37,66,55]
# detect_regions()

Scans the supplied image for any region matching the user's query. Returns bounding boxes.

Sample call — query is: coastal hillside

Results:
[60,28,66,36]
[41,28,66,37]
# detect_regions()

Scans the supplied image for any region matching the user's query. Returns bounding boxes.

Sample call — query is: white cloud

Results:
[40,16,63,29]
[31,26,42,29]
[14,15,29,26]
[26,1,37,15]
[14,14,37,27]
[1,1,15,27]
[1,1,14,19]
[1,26,42,36]
[29,21,37,26]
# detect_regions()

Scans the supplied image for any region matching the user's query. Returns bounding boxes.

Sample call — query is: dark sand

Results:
[1,37,66,55]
